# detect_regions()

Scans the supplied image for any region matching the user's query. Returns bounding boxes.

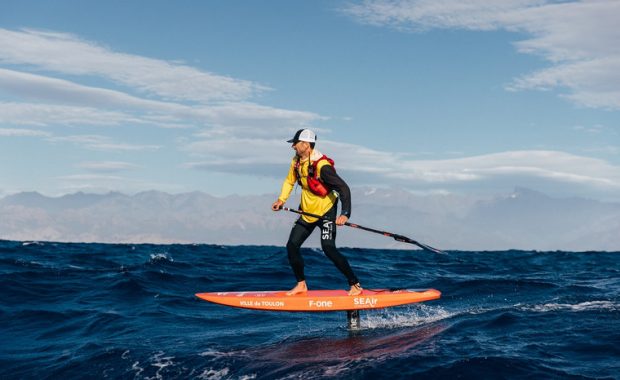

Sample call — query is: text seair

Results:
[354,297,378,307]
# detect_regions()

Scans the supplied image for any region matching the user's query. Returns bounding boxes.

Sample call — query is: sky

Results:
[1,0,619,201]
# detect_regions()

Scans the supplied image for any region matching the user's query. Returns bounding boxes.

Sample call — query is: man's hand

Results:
[335,215,348,226]
[271,200,284,211]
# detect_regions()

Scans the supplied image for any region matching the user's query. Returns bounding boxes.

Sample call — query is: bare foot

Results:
[348,283,363,296]
[286,281,308,296]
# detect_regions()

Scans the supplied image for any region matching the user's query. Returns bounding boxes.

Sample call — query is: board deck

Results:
[195,288,441,312]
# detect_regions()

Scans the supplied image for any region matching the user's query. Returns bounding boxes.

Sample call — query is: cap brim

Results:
[287,138,296,143]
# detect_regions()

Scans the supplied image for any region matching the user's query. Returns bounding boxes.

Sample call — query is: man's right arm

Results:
[272,159,296,211]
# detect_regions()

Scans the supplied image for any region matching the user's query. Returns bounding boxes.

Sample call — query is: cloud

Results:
[425,151,619,188]
[2,26,616,200]
[0,127,51,137]
[342,0,620,109]
[0,101,144,127]
[0,68,183,112]
[0,28,269,103]
[58,174,124,181]
[0,27,328,196]
[55,174,186,195]
[508,57,620,109]
[199,103,326,131]
[185,136,620,195]
[0,63,323,131]
[183,137,291,164]
[331,144,620,190]
[77,161,140,173]
[343,0,542,31]
[49,134,161,152]
[0,28,324,134]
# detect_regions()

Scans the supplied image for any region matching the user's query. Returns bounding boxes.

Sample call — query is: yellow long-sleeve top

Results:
[278,149,338,223]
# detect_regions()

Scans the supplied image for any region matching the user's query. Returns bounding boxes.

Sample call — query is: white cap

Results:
[287,129,316,143]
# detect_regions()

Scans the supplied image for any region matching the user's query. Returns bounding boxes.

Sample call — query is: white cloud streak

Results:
[0,28,323,136]
[0,127,51,137]
[344,0,545,31]
[55,175,186,195]
[0,28,269,103]
[58,174,124,181]
[49,134,161,152]
[328,143,620,189]
[0,65,322,131]
[0,101,143,127]
[0,68,182,112]
[77,161,140,173]
[343,0,620,109]
[185,136,620,193]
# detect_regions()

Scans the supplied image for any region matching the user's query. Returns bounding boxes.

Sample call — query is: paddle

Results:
[280,207,444,254]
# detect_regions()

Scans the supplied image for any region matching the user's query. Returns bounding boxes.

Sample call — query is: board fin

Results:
[347,310,361,330]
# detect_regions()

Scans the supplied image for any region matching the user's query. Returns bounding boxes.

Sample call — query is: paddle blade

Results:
[416,242,445,255]
[392,234,445,254]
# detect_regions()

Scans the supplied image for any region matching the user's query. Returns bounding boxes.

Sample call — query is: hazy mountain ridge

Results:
[1,188,618,251]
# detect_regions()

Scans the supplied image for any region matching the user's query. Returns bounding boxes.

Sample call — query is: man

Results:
[271,129,362,296]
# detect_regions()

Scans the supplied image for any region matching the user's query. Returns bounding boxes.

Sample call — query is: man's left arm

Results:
[320,165,351,224]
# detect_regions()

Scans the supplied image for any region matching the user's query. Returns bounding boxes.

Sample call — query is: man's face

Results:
[292,141,310,156]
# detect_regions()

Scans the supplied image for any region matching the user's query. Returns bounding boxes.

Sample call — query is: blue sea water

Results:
[1,240,619,379]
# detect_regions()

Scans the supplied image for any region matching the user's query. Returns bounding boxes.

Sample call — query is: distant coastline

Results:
[1,187,619,251]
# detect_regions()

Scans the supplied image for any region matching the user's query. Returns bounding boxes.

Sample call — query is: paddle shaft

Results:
[280,207,444,254]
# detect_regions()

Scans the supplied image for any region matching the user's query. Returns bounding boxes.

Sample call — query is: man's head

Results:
[287,129,316,144]
[287,129,316,157]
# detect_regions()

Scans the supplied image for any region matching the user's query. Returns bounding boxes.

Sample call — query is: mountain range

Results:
[1,187,618,251]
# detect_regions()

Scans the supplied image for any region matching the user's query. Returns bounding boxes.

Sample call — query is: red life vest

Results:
[294,154,335,197]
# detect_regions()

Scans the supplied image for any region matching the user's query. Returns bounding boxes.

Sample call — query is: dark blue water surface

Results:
[1,240,619,379]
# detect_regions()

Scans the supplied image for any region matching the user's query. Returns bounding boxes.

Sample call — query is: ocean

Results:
[1,240,618,379]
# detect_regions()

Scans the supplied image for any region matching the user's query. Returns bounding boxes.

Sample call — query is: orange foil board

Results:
[195,289,441,312]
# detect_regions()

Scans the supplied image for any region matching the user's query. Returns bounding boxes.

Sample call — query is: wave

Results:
[362,304,453,329]
[149,252,174,263]
[21,241,45,246]
[519,300,620,313]
[2,241,619,379]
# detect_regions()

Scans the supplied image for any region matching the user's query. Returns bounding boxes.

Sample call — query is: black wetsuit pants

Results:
[286,205,359,286]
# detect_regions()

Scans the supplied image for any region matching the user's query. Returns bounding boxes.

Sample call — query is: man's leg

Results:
[285,219,314,295]
[320,209,361,294]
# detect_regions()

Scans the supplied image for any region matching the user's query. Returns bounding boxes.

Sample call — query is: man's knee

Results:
[321,240,337,254]
[287,240,301,252]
